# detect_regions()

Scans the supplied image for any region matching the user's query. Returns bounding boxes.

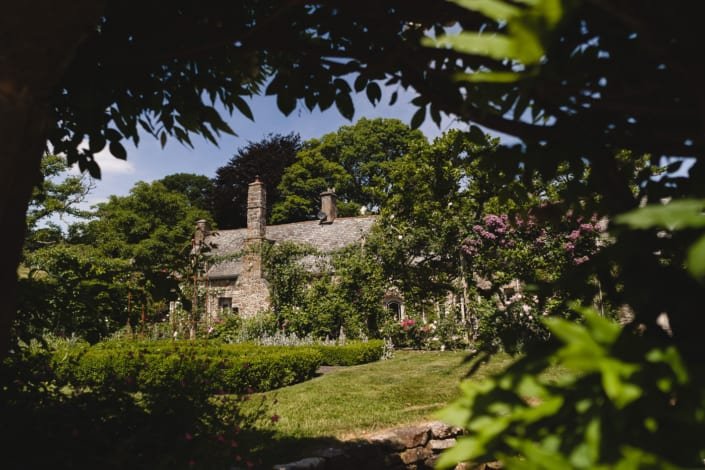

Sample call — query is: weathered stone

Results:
[368,425,430,450]
[272,456,325,470]
[399,447,433,465]
[429,421,454,439]
[313,447,346,459]
[424,454,440,468]
[428,438,456,451]
[383,452,404,467]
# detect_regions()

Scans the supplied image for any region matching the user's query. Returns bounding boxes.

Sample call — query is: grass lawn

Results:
[240,350,515,465]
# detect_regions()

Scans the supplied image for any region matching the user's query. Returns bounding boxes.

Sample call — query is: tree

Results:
[367,130,492,304]
[211,133,301,229]
[158,173,214,213]
[24,154,94,251]
[3,1,484,355]
[75,181,211,311]
[415,2,705,468]
[17,244,131,343]
[272,118,427,223]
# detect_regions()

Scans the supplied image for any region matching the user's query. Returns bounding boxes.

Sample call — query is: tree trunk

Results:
[0,1,104,360]
[0,95,48,357]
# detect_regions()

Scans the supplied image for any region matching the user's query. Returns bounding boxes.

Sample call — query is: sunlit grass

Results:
[245,350,514,439]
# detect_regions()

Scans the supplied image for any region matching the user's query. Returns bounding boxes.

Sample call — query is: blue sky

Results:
[82,87,467,207]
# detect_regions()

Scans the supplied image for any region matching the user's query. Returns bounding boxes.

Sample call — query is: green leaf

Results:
[601,364,642,408]
[366,82,382,105]
[89,133,106,153]
[109,141,127,160]
[104,128,122,142]
[451,0,521,21]
[318,87,335,111]
[435,437,486,469]
[276,93,297,116]
[455,70,529,83]
[304,93,317,111]
[233,95,254,121]
[85,158,102,179]
[646,346,688,384]
[571,303,621,344]
[335,92,354,120]
[505,437,574,470]
[430,105,442,128]
[615,199,705,230]
[410,106,426,129]
[389,91,398,106]
[686,234,705,278]
[354,75,368,92]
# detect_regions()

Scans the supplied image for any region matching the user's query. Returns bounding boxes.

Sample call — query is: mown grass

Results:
[240,350,516,465]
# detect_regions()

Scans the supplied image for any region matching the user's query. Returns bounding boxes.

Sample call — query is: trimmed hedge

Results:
[52,346,322,394]
[50,340,383,394]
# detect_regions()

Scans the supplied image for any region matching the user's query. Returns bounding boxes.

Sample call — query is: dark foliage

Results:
[211,133,301,229]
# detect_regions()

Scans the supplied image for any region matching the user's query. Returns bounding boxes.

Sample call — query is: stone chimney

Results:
[319,188,337,224]
[191,219,209,255]
[246,177,266,239]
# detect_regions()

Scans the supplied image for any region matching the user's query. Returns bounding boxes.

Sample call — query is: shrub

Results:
[52,342,323,394]
[2,343,268,469]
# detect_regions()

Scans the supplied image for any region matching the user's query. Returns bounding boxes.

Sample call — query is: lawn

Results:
[240,350,515,465]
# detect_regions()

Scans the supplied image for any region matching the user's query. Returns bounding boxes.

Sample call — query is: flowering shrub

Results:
[381,317,430,349]
[426,314,470,351]
[462,212,602,286]
[462,210,603,352]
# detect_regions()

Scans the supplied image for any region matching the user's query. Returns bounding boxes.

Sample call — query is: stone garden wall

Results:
[272,421,497,470]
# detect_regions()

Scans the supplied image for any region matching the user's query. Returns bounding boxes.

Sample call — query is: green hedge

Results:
[52,346,322,394]
[50,340,384,394]
[84,339,384,366]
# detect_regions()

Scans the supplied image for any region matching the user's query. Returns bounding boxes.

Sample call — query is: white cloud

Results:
[93,147,136,175]
[66,140,136,176]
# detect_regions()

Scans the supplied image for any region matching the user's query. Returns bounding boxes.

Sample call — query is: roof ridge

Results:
[211,214,377,235]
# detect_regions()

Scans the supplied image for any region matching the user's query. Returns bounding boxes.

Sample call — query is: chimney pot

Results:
[319,188,337,224]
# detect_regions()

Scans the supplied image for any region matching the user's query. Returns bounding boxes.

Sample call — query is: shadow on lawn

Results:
[2,389,393,470]
[0,351,399,470]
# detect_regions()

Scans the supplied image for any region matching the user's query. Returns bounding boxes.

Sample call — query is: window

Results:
[218,297,232,313]
[386,300,402,321]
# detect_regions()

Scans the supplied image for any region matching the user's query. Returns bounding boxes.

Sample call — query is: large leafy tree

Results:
[272,118,427,223]
[158,173,214,213]
[75,181,211,308]
[24,154,95,251]
[211,133,301,229]
[17,244,131,343]
[2,1,482,355]
[368,130,496,303]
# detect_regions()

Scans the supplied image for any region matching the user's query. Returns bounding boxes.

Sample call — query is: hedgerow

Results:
[50,340,384,394]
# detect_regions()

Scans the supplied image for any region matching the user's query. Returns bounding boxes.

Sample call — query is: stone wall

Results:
[272,421,493,470]
[206,276,270,319]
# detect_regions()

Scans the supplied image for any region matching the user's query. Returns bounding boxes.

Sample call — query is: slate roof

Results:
[205,216,377,279]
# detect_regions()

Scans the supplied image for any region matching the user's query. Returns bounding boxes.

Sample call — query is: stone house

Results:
[191,178,402,318]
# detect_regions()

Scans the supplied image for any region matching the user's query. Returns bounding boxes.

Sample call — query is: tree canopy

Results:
[272,118,426,223]
[76,181,211,306]
[158,173,214,213]
[211,133,301,229]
